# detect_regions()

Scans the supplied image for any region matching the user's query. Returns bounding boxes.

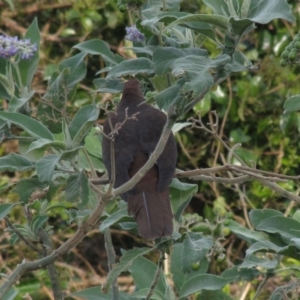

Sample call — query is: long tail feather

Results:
[128,188,173,240]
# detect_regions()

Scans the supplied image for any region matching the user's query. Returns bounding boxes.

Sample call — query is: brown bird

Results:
[102,79,177,239]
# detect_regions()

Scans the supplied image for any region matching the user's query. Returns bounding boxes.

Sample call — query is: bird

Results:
[102,79,177,240]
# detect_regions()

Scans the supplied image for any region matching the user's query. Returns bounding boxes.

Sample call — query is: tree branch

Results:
[0,189,110,298]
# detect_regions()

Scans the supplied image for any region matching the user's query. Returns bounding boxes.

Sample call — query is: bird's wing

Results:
[102,112,139,198]
[138,106,177,192]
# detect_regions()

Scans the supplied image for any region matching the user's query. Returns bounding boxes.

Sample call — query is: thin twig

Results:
[252,275,269,300]
[38,229,63,300]
[104,229,119,300]
[146,251,165,300]
[4,217,40,253]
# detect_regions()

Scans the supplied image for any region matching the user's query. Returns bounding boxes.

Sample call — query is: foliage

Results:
[0,0,300,299]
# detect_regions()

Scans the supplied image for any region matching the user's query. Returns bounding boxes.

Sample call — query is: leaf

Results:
[18,18,40,88]
[179,274,228,298]
[107,58,155,78]
[221,265,259,282]
[65,171,89,207]
[13,178,48,204]
[171,244,209,292]
[84,127,102,158]
[131,289,164,300]
[26,139,67,154]
[256,215,300,244]
[102,248,153,293]
[202,0,229,16]
[30,215,48,233]
[153,47,208,75]
[249,209,283,228]
[129,256,167,297]
[246,240,291,256]
[68,104,100,147]
[58,52,87,87]
[9,91,35,112]
[247,0,295,24]
[171,54,231,97]
[156,78,186,111]
[71,286,135,300]
[0,203,17,220]
[93,78,124,93]
[181,233,213,273]
[73,39,123,65]
[172,122,191,133]
[36,154,60,182]
[0,112,53,140]
[169,178,198,222]
[0,153,34,172]
[3,287,18,300]
[227,220,265,244]
[165,14,229,32]
[99,209,128,233]
[283,95,300,114]
[239,254,278,270]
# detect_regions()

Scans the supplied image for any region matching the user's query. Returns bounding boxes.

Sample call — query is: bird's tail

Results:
[127,188,173,240]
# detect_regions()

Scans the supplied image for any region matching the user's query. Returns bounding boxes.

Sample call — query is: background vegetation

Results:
[0,0,300,299]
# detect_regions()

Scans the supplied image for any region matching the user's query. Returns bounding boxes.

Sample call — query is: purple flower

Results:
[0,35,37,60]
[125,25,145,43]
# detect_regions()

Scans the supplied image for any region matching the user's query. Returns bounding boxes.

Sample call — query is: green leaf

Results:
[165,14,229,32]
[58,52,87,87]
[179,274,228,298]
[247,0,295,24]
[3,287,18,300]
[171,54,231,97]
[131,289,164,300]
[202,0,229,16]
[26,139,67,155]
[9,91,35,112]
[30,215,48,233]
[227,220,265,244]
[71,286,134,300]
[129,256,167,297]
[36,155,60,182]
[13,178,48,204]
[102,248,153,293]
[65,171,89,207]
[240,254,278,270]
[0,203,17,220]
[0,153,34,172]
[18,18,40,88]
[256,216,300,244]
[84,127,102,158]
[181,233,213,273]
[73,39,123,65]
[156,78,186,111]
[221,265,259,282]
[153,47,208,75]
[99,209,128,233]
[249,209,283,228]
[169,178,198,222]
[283,95,300,113]
[0,112,54,140]
[171,244,209,292]
[246,240,291,256]
[93,78,124,93]
[68,104,100,147]
[107,58,155,78]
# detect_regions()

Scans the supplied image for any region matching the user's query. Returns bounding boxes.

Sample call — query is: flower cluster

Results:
[125,25,145,43]
[0,35,37,60]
